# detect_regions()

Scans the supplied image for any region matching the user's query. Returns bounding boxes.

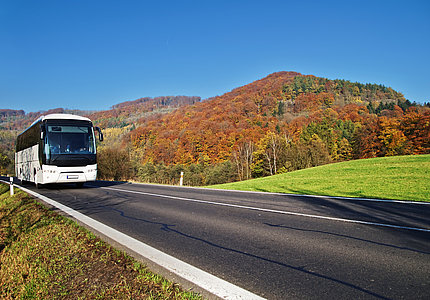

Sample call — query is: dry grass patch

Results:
[0,184,201,299]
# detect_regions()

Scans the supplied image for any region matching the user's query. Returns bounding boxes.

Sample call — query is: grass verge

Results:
[210,154,430,202]
[0,183,201,299]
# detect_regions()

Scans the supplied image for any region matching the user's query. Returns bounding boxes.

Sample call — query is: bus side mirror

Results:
[95,127,104,142]
[40,125,46,140]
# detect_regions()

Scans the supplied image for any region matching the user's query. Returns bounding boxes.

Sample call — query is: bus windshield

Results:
[45,125,96,156]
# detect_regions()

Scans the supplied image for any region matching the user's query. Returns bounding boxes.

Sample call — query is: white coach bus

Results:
[15,113,103,188]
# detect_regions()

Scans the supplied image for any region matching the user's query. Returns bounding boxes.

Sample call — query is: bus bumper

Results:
[41,165,97,183]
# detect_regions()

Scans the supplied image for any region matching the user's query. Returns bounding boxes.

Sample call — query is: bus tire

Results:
[35,179,43,189]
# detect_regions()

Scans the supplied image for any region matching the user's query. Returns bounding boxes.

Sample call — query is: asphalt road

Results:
[6,178,430,299]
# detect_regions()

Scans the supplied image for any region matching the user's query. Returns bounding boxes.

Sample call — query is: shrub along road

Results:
[5,178,430,299]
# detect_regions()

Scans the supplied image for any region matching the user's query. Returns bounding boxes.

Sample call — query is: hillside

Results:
[209,154,430,202]
[118,71,429,185]
[1,71,429,185]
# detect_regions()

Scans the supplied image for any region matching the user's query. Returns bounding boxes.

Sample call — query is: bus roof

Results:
[18,114,91,140]
[39,113,92,122]
[21,113,93,135]
[31,113,92,126]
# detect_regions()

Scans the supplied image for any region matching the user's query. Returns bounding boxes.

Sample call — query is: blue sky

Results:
[1,0,429,113]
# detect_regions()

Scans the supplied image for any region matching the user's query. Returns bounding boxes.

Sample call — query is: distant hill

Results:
[0,109,25,118]
[0,108,94,131]
[0,95,200,131]
[87,96,200,129]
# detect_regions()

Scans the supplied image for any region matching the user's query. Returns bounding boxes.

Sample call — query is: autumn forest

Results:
[1,71,429,186]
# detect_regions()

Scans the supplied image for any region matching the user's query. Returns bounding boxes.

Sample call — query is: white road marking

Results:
[101,186,430,233]
[131,182,430,205]
[209,188,430,205]
[13,184,266,300]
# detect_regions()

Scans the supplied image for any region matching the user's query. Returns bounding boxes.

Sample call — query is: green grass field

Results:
[210,154,430,202]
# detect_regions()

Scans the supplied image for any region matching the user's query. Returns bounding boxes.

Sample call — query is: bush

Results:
[97,147,132,181]
[284,139,331,172]
[204,161,237,185]
[135,161,237,186]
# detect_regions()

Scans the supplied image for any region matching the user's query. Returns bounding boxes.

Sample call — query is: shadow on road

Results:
[264,223,430,255]
[96,203,393,300]
[7,179,130,190]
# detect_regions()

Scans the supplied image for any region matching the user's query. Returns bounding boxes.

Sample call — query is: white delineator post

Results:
[10,176,14,196]
[179,171,184,186]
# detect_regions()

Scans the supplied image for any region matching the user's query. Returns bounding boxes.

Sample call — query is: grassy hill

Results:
[209,154,430,202]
